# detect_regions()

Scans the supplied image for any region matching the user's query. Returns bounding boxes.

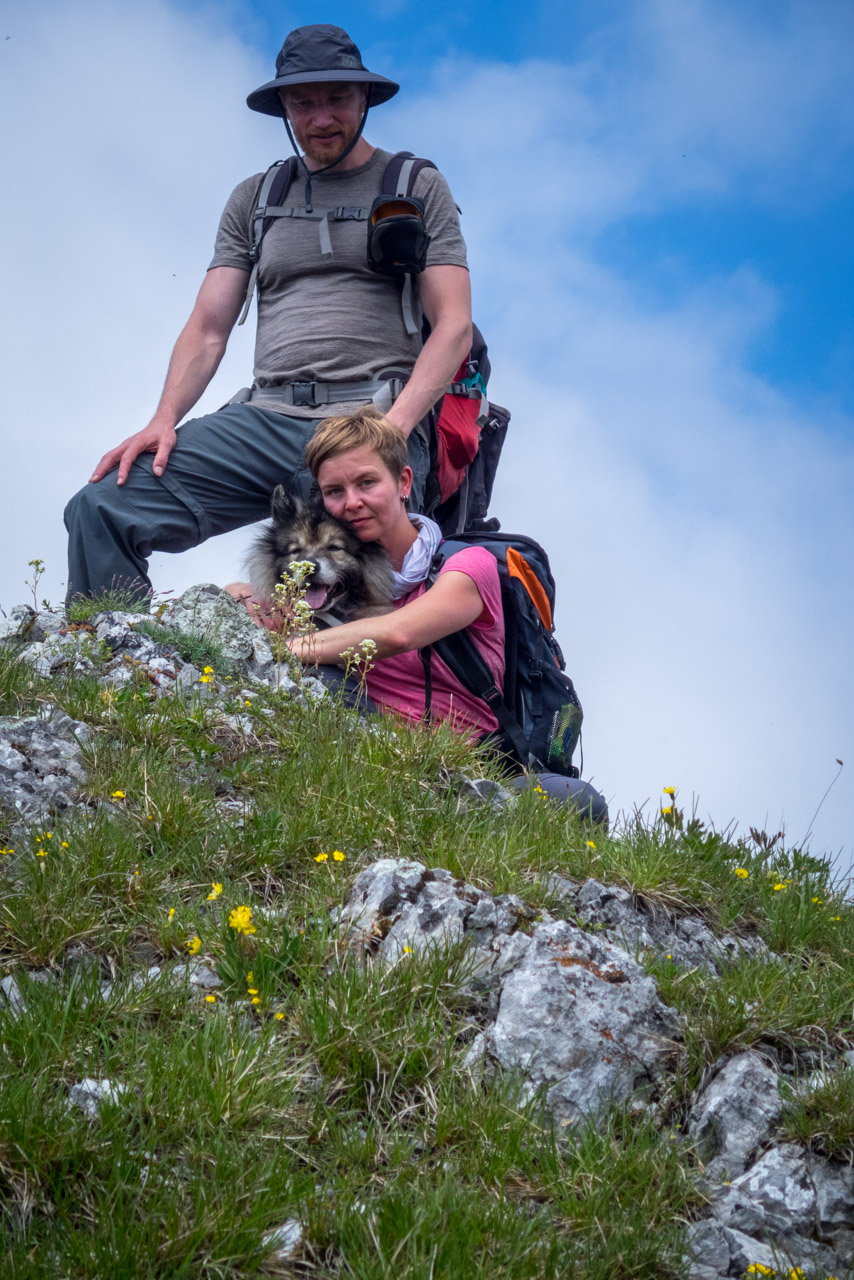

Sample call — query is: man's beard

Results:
[292,123,355,168]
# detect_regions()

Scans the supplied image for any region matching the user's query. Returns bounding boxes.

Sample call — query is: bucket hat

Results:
[247,24,400,117]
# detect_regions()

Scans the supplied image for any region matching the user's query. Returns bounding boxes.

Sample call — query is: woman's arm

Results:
[289,570,485,666]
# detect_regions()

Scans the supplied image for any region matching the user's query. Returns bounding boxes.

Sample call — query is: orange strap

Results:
[507,547,552,630]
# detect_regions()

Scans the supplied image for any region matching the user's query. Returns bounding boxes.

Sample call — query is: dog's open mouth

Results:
[304,584,342,612]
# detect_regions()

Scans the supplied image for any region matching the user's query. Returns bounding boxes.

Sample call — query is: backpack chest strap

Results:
[259,205,371,257]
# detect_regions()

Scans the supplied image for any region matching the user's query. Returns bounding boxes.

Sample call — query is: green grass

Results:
[134,618,234,676]
[64,585,153,622]
[1,653,853,1277]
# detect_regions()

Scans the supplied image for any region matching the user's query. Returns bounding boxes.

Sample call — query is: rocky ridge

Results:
[1,588,853,1278]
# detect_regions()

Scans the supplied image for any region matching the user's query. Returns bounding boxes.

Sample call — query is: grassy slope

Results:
[1,644,852,1279]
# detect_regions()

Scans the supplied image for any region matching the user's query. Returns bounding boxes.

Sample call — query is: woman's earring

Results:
[402,492,411,507]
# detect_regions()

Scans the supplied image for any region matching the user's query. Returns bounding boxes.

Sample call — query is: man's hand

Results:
[90,420,177,485]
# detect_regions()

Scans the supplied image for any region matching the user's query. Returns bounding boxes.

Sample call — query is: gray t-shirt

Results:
[209,147,468,417]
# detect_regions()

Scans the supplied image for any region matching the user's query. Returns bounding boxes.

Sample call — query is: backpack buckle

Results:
[290,381,317,408]
[481,683,503,707]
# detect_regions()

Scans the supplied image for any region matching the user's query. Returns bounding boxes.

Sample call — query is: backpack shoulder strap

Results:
[238,157,299,327]
[382,151,438,198]
[382,152,439,335]
[425,545,532,767]
[433,629,532,767]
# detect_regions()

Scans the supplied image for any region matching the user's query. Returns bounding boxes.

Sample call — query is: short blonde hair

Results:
[305,405,409,481]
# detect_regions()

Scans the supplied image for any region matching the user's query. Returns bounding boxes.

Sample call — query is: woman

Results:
[231,408,607,822]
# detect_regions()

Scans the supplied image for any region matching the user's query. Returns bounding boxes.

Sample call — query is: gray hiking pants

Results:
[64,404,429,604]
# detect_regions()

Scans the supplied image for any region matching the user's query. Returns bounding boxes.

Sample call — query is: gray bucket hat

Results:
[247,24,400,117]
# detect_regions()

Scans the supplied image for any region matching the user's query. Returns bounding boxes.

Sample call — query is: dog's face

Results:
[248,487,393,620]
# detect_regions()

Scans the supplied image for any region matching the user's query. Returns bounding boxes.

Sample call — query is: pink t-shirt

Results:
[364,546,505,736]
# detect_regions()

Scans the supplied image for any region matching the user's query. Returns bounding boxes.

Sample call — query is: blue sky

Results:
[1,0,852,867]
[175,0,854,410]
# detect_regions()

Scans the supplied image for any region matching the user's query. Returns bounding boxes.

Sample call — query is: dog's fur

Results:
[246,486,394,621]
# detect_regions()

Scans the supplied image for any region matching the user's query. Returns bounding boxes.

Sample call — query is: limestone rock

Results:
[0,974,26,1016]
[684,1219,730,1280]
[68,1077,129,1119]
[0,711,89,819]
[688,1052,783,1179]
[711,1144,816,1237]
[810,1151,854,1235]
[549,876,769,974]
[169,961,222,991]
[338,858,533,982]
[0,603,36,644]
[159,584,273,678]
[262,1218,303,1260]
[486,919,680,1128]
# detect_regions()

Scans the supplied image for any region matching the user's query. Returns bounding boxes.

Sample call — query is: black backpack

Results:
[238,151,509,535]
[425,532,583,777]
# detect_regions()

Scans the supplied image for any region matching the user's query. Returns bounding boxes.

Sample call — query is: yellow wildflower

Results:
[112,790,125,799]
[246,971,254,984]
[586,840,596,850]
[205,994,216,1004]
[403,946,412,954]
[206,882,223,901]
[787,1269,805,1280]
[745,1265,775,1277]
[734,868,749,879]
[274,1011,285,1021]
[251,996,261,1005]
[167,907,176,922]
[314,852,329,863]
[332,850,346,862]
[61,841,69,849]
[811,896,823,904]
[228,905,256,935]
[245,700,252,708]
[247,987,259,996]
[186,936,202,955]
[661,806,672,816]
[663,786,676,796]
[44,832,53,840]
[36,847,47,858]
[772,883,786,891]
[203,666,214,674]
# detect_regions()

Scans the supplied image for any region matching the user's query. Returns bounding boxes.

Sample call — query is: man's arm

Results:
[90,266,250,485]
[384,264,472,439]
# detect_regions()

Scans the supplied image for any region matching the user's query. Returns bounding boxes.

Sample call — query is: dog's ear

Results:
[307,488,328,520]
[270,485,298,523]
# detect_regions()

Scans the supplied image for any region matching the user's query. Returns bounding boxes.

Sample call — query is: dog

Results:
[246,486,394,624]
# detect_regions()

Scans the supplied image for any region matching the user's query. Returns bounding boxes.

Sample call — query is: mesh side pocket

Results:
[547,700,583,773]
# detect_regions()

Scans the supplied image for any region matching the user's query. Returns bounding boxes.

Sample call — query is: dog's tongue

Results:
[304,585,329,611]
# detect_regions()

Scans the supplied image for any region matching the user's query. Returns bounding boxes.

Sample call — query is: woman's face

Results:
[317,446,412,545]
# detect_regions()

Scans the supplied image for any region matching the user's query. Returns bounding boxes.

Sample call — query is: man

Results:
[64,24,471,603]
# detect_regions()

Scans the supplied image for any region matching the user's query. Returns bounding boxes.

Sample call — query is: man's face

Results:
[279,82,367,166]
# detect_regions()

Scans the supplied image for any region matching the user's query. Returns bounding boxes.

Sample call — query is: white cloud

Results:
[0,0,851,871]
